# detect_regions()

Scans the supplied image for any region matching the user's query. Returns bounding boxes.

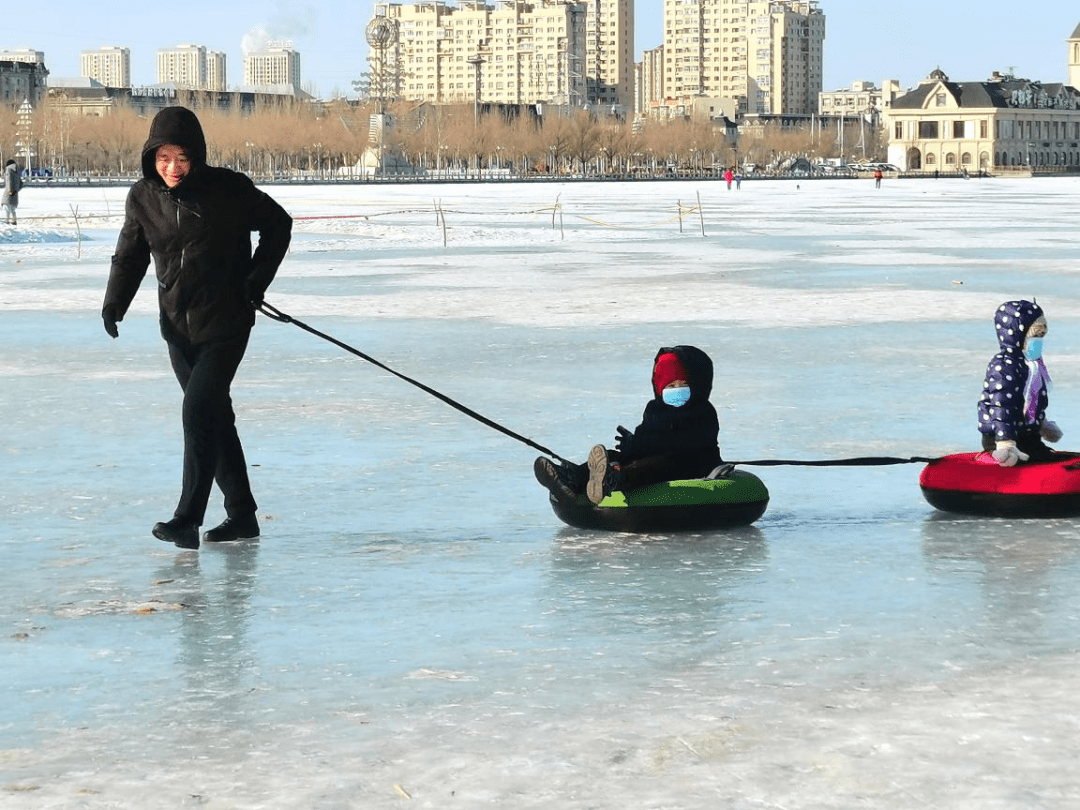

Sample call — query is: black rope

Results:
[257,303,943,472]
[257,301,572,465]
[729,456,938,467]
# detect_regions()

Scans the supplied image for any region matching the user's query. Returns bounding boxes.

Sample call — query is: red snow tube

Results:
[920,451,1080,517]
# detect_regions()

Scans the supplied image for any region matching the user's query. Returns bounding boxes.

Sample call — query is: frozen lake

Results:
[3,176,1080,808]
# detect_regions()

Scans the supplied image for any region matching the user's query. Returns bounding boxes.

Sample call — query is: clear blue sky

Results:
[3,1,1077,98]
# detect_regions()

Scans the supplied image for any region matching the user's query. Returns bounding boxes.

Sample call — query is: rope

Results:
[257,301,572,465]
[729,456,938,467]
[571,205,700,229]
[258,301,940,473]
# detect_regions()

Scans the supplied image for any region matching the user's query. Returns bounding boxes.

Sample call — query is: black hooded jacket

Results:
[619,345,721,471]
[105,106,292,345]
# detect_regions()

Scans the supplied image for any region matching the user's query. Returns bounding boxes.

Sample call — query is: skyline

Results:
[2,1,1077,100]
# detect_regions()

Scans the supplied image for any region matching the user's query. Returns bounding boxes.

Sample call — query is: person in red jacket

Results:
[102,106,292,549]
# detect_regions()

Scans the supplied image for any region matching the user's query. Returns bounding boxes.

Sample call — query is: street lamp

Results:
[468,54,485,128]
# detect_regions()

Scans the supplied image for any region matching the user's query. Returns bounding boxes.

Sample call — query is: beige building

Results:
[156,45,227,90]
[886,68,1080,173]
[243,42,301,93]
[660,0,824,117]
[371,0,633,109]
[818,80,899,118]
[636,45,663,116]
[80,47,131,89]
[158,45,206,88]
[205,51,228,92]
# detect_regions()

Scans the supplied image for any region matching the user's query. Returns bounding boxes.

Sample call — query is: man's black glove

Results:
[102,304,121,338]
[614,425,634,456]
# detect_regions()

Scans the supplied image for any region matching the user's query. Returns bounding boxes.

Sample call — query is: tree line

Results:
[0,97,885,180]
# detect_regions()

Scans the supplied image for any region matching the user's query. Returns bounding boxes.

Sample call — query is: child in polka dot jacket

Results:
[977,300,1062,467]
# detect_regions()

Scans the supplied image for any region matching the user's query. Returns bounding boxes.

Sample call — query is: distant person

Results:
[723,168,734,190]
[977,300,1061,466]
[534,346,722,505]
[873,168,883,189]
[102,106,292,549]
[734,172,743,190]
[2,159,20,225]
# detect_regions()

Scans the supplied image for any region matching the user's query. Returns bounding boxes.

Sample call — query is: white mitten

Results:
[1040,421,1063,443]
[992,441,1030,467]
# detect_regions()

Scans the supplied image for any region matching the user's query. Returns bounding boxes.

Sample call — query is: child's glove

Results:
[614,425,634,456]
[992,440,1030,467]
[1040,421,1063,443]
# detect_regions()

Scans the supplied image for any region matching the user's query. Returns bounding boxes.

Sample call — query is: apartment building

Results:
[661,0,824,116]
[584,0,633,107]
[637,45,663,116]
[205,51,228,92]
[371,0,633,110]
[80,46,131,88]
[158,44,207,88]
[818,80,900,118]
[243,42,301,93]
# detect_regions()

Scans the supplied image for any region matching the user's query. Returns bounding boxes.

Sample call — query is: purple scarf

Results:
[1023,357,1051,423]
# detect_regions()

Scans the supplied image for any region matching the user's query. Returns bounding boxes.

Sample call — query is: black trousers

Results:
[980,430,1055,462]
[617,450,721,491]
[167,332,256,525]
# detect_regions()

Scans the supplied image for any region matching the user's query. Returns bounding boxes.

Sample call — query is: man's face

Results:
[155,144,191,188]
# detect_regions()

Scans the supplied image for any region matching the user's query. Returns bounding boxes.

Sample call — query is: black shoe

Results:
[534,457,580,502]
[203,514,260,544]
[586,445,620,505]
[153,518,200,549]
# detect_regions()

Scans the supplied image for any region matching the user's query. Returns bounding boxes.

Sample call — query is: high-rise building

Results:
[157,44,207,88]
[243,42,301,93]
[637,45,664,116]
[80,46,131,88]
[584,0,633,108]
[206,51,227,91]
[661,0,825,116]
[371,0,633,110]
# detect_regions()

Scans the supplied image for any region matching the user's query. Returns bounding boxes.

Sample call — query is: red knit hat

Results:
[652,352,687,394]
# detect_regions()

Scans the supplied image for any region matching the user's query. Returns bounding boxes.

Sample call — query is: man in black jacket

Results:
[102,106,292,549]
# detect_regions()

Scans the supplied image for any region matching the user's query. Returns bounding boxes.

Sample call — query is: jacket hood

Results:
[993,300,1043,352]
[651,345,713,402]
[141,106,207,181]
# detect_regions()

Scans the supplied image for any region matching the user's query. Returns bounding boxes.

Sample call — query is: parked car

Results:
[21,167,53,178]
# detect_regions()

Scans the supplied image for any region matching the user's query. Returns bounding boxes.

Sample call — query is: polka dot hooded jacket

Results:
[977,300,1049,442]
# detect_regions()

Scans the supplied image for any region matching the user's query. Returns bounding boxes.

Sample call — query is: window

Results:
[918,121,939,139]
[935,92,946,106]
[952,121,964,138]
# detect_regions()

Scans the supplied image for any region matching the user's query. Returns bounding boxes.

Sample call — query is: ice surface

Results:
[3,177,1080,808]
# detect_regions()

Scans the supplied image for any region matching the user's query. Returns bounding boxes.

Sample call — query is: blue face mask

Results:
[662,386,691,407]
[1025,338,1044,361]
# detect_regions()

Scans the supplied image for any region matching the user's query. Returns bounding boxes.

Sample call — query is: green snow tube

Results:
[549,469,769,532]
